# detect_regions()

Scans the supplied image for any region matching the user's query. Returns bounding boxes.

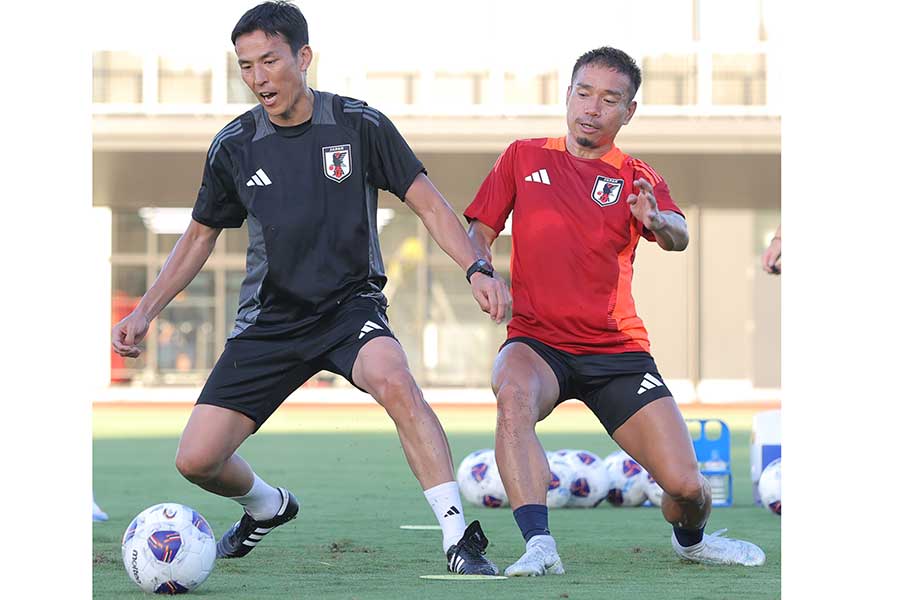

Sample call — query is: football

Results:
[563,450,611,508]
[456,449,508,508]
[645,473,664,507]
[758,458,781,515]
[546,455,575,508]
[121,502,216,594]
[603,450,649,506]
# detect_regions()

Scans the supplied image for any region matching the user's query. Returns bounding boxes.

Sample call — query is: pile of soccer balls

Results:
[121,502,216,594]
[457,448,663,509]
[758,457,781,516]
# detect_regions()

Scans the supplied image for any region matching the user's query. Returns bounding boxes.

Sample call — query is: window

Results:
[642,54,697,105]
[712,54,767,105]
[366,72,418,105]
[93,51,143,103]
[158,56,212,104]
[504,72,559,105]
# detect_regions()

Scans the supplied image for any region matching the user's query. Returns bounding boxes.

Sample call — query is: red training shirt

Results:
[464,137,684,355]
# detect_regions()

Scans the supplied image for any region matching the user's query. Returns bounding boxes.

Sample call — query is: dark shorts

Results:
[501,337,673,435]
[197,295,395,431]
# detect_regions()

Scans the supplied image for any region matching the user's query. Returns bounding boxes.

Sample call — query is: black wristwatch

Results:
[466,259,494,283]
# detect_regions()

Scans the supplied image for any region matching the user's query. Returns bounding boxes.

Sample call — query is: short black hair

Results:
[231,1,309,55]
[571,47,642,101]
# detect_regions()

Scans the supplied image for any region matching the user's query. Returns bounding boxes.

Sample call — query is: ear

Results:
[622,99,637,125]
[565,84,572,107]
[297,45,313,72]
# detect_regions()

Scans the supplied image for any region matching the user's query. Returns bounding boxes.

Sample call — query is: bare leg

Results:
[175,404,258,497]
[611,397,710,530]
[491,343,560,509]
[352,336,453,488]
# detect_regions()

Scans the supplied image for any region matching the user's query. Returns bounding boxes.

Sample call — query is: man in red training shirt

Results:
[465,46,765,575]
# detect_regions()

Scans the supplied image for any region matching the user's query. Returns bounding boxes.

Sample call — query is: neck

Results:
[271,86,315,127]
[565,132,613,159]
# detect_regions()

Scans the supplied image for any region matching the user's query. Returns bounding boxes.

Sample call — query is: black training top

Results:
[191,90,425,339]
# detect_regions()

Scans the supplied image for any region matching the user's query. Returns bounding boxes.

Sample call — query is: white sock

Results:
[424,481,467,553]
[229,473,284,520]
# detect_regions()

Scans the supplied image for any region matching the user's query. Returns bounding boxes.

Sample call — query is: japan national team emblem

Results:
[591,175,625,207]
[322,144,352,182]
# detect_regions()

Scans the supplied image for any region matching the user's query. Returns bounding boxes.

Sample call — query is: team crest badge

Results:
[322,144,352,182]
[591,176,624,207]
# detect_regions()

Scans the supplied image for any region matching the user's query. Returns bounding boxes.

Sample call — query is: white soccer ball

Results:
[546,455,575,508]
[758,458,781,516]
[645,473,664,507]
[456,449,508,508]
[563,450,611,508]
[603,450,649,506]
[121,502,216,594]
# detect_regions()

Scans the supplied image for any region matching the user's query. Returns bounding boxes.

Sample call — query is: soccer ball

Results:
[603,450,649,506]
[645,473,664,507]
[122,502,216,594]
[758,458,781,515]
[563,450,611,508]
[546,455,575,508]
[456,449,508,508]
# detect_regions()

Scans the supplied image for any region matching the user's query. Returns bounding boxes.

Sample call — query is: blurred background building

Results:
[92,0,780,403]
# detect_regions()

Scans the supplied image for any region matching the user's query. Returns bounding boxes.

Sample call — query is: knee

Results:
[369,369,421,420]
[494,382,539,430]
[175,447,223,484]
[662,472,707,504]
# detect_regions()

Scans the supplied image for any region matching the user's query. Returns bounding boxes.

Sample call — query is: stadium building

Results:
[92,0,780,404]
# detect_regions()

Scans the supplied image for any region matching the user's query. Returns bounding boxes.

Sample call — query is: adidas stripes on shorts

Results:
[501,337,672,435]
[196,295,396,430]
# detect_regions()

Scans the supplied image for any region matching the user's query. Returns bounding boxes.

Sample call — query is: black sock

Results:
[513,504,550,542]
[673,525,705,547]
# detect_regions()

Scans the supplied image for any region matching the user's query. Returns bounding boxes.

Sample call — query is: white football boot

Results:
[504,535,565,576]
[92,498,109,522]
[672,529,766,566]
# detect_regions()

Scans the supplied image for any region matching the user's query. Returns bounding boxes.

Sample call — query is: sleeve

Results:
[364,108,426,200]
[632,161,684,242]
[191,144,247,229]
[463,142,518,236]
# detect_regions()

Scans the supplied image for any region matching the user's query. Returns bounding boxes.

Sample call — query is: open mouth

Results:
[259,91,278,107]
[578,122,599,134]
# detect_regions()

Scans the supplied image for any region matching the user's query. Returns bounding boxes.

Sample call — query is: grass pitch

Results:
[93,403,781,599]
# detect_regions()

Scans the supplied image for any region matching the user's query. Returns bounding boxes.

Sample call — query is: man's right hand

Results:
[112,312,151,358]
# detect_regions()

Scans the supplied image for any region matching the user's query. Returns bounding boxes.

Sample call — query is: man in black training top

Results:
[111,1,510,576]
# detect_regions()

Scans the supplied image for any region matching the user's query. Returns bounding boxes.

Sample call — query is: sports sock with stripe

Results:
[424,481,467,553]
[229,473,284,521]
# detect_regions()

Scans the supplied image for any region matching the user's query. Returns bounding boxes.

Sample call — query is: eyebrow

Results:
[575,83,624,97]
[238,51,276,64]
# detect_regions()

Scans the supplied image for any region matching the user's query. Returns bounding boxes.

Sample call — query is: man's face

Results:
[565,64,637,151]
[235,30,311,125]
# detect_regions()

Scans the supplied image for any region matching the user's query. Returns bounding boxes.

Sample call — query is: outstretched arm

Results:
[111,219,222,358]
[627,178,689,251]
[404,173,510,323]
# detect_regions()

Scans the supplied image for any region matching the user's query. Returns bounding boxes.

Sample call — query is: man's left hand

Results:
[627,178,665,231]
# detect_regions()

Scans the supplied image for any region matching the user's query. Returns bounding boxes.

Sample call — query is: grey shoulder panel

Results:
[312,90,336,125]
[251,104,276,142]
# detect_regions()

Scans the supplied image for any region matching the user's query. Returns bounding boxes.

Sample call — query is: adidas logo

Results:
[636,373,663,395]
[443,505,460,518]
[246,168,273,187]
[524,169,551,185]
[358,320,384,339]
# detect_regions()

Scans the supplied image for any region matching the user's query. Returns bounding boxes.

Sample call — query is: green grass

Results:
[93,406,780,599]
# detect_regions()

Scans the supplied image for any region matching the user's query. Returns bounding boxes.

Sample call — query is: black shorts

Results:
[501,337,673,435]
[197,294,395,430]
